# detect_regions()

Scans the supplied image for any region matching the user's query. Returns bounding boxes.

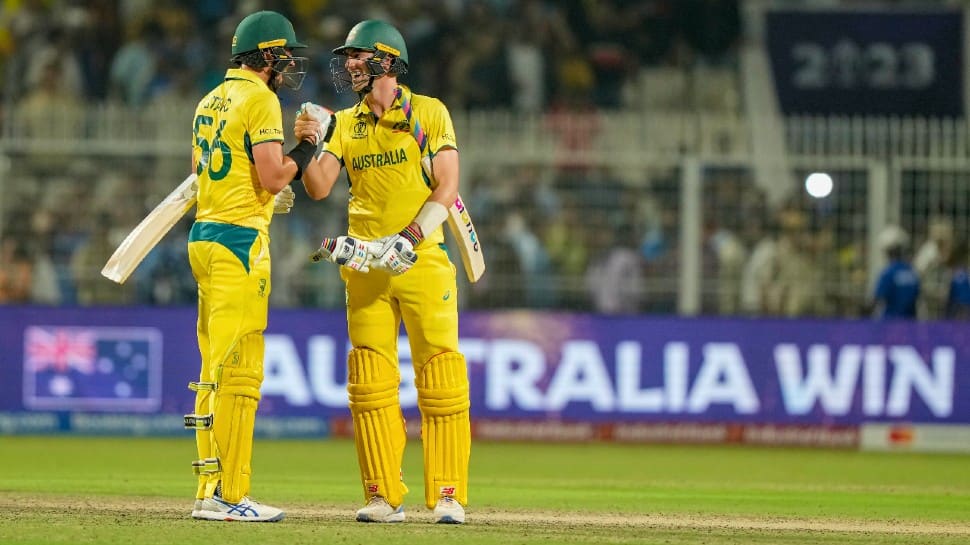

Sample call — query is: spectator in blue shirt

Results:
[872,225,920,319]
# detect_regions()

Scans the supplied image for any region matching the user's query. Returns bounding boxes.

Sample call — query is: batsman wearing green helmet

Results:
[296,19,470,524]
[184,10,318,522]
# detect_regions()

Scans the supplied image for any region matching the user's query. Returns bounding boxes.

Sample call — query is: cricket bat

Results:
[421,157,485,283]
[101,173,198,284]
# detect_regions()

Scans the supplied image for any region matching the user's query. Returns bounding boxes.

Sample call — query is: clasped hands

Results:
[295,102,334,146]
[275,103,334,215]
[310,229,419,275]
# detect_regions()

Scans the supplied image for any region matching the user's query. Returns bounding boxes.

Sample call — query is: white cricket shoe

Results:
[433,496,465,524]
[356,496,406,523]
[193,495,285,522]
[191,499,203,518]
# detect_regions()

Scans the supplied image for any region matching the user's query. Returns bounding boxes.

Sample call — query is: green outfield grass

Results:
[0,436,968,544]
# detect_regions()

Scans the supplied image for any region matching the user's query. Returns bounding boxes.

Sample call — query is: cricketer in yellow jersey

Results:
[297,19,470,525]
[185,10,321,523]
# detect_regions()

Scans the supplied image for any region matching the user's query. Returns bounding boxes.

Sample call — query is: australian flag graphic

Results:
[23,326,162,411]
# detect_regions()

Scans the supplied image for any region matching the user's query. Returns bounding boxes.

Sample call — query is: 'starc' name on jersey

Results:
[351,148,408,171]
[201,95,232,113]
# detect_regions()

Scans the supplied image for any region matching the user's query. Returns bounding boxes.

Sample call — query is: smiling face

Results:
[345,50,374,92]
[328,47,398,95]
[343,49,393,92]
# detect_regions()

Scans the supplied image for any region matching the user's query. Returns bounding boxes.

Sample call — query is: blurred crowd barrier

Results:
[2,101,969,320]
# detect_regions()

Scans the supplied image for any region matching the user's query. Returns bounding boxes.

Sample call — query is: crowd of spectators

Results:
[0,0,745,310]
[2,1,967,320]
[0,0,742,113]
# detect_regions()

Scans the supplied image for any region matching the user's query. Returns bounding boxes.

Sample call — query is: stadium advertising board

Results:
[765,9,964,116]
[0,308,967,446]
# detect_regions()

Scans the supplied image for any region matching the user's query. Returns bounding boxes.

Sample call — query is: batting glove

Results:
[373,226,421,275]
[297,102,336,145]
[273,185,296,214]
[310,235,376,273]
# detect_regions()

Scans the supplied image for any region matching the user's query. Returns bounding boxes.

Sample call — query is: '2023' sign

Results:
[766,10,963,116]
[791,40,934,90]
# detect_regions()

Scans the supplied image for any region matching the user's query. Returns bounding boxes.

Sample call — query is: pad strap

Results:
[191,457,220,475]
[188,381,217,392]
[184,413,214,430]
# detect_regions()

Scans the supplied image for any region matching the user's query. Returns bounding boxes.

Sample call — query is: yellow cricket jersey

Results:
[323,85,457,247]
[192,68,284,233]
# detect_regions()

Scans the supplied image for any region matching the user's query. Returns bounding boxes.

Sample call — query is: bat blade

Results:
[420,156,485,283]
[101,173,198,284]
[447,194,485,283]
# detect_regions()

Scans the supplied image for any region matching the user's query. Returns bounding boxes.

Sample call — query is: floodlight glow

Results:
[805,172,833,198]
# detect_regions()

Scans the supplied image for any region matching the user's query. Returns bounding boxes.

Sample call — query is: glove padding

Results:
[373,228,420,275]
[310,235,377,273]
[273,185,296,214]
[297,102,335,145]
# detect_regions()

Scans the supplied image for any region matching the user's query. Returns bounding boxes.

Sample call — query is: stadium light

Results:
[805,172,834,198]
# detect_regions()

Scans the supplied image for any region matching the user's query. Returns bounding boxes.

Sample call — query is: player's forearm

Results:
[253,141,303,194]
[259,160,301,194]
[302,152,340,200]
[427,184,457,209]
[428,149,460,207]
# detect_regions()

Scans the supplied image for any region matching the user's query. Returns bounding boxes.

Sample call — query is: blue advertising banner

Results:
[1,307,968,439]
[765,9,964,116]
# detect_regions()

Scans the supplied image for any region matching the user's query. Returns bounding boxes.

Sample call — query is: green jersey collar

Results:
[224,68,266,87]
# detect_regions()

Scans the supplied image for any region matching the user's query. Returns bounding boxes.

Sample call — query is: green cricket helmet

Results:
[330,20,408,93]
[232,10,306,55]
[333,19,409,67]
[231,11,308,90]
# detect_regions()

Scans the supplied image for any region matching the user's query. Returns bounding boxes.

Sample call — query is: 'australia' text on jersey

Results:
[351,148,408,171]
